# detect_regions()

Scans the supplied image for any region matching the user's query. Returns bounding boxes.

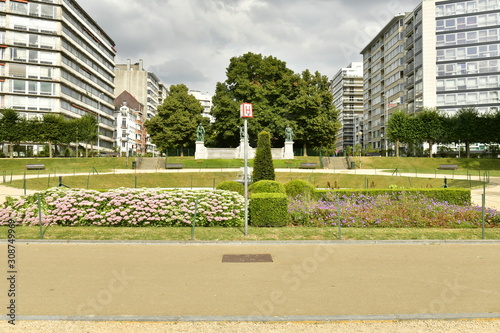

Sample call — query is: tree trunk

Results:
[428,140,434,158]
[303,143,308,156]
[395,139,400,157]
[8,142,13,159]
[180,146,184,157]
[466,141,471,158]
[48,142,53,158]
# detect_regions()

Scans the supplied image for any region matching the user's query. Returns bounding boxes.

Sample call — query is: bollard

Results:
[191,198,198,240]
[38,194,43,239]
[337,200,342,240]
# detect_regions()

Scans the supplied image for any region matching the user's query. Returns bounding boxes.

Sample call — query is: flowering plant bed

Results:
[289,193,500,228]
[0,188,244,227]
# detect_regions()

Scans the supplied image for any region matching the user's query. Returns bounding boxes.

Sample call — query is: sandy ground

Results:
[1,320,500,332]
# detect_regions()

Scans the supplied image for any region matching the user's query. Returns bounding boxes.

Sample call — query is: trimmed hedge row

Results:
[314,188,471,206]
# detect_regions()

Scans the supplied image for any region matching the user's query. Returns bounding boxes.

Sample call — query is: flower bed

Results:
[289,193,500,228]
[0,188,244,227]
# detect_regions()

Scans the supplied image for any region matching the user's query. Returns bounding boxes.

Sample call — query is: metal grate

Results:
[222,254,273,263]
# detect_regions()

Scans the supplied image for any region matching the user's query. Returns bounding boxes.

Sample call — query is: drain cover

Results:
[222,254,273,263]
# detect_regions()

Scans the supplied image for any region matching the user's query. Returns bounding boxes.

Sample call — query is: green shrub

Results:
[249,180,286,194]
[252,131,275,182]
[216,181,244,196]
[249,193,288,227]
[314,188,471,205]
[284,179,315,199]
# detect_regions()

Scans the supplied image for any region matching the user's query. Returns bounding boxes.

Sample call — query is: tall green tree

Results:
[78,115,98,157]
[210,52,295,147]
[288,70,340,155]
[416,108,445,158]
[145,84,204,155]
[387,110,408,157]
[40,114,65,158]
[0,109,23,158]
[252,131,275,182]
[453,107,481,158]
[209,52,338,152]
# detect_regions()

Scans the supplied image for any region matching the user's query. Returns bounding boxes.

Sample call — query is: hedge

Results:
[249,180,286,194]
[249,193,288,227]
[314,188,471,206]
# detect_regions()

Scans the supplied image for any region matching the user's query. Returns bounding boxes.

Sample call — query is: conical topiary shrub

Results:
[252,131,275,182]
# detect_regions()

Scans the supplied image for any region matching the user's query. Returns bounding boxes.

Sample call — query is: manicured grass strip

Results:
[7,172,482,191]
[1,226,498,241]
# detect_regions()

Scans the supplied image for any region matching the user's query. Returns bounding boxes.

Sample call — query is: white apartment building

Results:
[331,62,364,154]
[0,0,116,154]
[189,90,214,123]
[361,0,500,154]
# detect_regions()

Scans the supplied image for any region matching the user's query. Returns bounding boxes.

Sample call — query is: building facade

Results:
[189,90,214,123]
[114,59,163,154]
[114,90,144,156]
[361,0,500,154]
[330,62,364,154]
[361,14,407,153]
[0,0,116,154]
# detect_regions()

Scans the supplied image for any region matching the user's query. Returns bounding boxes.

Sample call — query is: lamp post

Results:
[97,93,103,153]
[241,103,253,237]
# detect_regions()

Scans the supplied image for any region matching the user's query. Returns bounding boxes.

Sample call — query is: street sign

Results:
[240,103,253,118]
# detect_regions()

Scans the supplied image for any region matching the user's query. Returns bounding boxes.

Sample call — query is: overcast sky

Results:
[82,0,422,95]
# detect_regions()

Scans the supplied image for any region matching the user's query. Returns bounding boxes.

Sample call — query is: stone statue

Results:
[285,125,294,142]
[239,126,245,140]
[196,123,205,142]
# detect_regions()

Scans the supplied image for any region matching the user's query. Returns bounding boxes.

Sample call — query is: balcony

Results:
[405,22,414,36]
[404,36,414,50]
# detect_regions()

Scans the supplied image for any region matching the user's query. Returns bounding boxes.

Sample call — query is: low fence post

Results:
[191,198,198,240]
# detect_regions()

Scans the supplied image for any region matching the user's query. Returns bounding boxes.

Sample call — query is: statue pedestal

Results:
[195,141,207,159]
[284,141,294,159]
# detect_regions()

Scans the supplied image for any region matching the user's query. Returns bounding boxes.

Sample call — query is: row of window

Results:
[437,43,500,61]
[436,0,500,18]
[436,28,500,47]
[10,47,57,64]
[9,1,56,19]
[437,59,500,76]
[437,90,499,106]
[9,15,58,34]
[9,63,54,79]
[11,79,55,95]
[11,31,56,49]
[437,75,500,91]
[437,12,500,32]
[10,96,55,111]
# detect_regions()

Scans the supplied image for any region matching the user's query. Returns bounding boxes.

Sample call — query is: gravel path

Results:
[1,320,500,332]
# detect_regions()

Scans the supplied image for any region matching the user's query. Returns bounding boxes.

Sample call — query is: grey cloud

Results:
[82,0,422,93]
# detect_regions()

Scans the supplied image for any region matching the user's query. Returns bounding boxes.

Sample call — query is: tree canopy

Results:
[145,84,205,155]
[209,52,339,152]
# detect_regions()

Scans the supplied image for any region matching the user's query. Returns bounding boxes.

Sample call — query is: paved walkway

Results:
[0,241,499,320]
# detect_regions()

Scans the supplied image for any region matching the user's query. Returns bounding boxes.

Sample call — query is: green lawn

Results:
[7,172,482,191]
[1,226,497,241]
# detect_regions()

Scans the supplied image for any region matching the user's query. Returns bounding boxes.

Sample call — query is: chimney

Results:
[127,59,131,71]
[139,59,143,71]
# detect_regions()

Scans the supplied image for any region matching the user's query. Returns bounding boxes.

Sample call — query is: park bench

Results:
[438,164,458,170]
[299,163,317,169]
[165,163,183,169]
[26,164,45,170]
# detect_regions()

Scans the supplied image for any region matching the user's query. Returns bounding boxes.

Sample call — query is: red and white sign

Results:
[240,103,253,118]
